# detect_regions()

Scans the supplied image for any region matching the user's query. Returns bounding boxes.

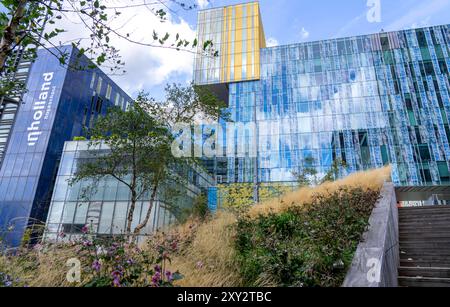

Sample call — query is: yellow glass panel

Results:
[246,9,252,78]
[235,5,243,81]
[226,6,232,82]
[220,7,227,82]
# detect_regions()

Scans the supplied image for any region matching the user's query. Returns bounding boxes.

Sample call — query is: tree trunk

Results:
[126,190,137,237]
[133,184,159,236]
[0,0,28,74]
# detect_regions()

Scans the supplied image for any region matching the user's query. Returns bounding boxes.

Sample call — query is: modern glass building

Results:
[0,46,132,247]
[194,3,450,188]
[43,141,214,242]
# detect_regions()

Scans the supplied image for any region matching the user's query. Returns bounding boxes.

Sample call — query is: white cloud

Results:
[410,16,432,29]
[47,0,198,98]
[300,27,310,41]
[196,0,210,9]
[333,12,366,38]
[266,37,279,47]
[385,0,450,31]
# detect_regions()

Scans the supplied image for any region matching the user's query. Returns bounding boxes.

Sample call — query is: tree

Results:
[70,84,225,238]
[292,157,348,187]
[70,100,176,237]
[292,156,319,187]
[0,0,216,96]
[321,158,347,184]
[144,82,229,127]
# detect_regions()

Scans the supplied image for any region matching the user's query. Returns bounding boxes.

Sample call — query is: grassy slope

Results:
[170,166,391,287]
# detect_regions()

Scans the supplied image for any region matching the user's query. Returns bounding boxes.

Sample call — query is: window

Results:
[96,76,103,94]
[423,61,434,75]
[419,145,431,161]
[73,202,88,225]
[112,202,128,234]
[115,93,120,106]
[99,202,115,234]
[90,72,97,89]
[438,162,450,182]
[95,97,103,113]
[106,84,112,100]
[416,29,427,47]
[381,35,390,51]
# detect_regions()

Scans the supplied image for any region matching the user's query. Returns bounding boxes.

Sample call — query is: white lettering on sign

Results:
[27,72,54,147]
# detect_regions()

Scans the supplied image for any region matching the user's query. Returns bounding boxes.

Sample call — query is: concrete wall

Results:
[343,183,399,287]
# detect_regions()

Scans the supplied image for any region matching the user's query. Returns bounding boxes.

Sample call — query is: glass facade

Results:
[195,4,450,187]
[0,46,132,247]
[44,141,214,242]
[194,2,266,85]
[0,97,18,166]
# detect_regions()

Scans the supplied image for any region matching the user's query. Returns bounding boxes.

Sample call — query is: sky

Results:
[3,0,450,100]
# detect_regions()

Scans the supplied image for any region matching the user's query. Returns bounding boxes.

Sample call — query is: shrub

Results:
[235,187,380,287]
[191,193,210,221]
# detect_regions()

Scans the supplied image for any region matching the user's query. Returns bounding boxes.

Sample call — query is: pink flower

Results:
[81,225,89,234]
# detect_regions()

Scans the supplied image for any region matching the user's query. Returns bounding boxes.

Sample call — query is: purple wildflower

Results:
[154,265,161,273]
[111,270,122,287]
[92,260,101,272]
[112,276,121,287]
[165,271,173,282]
[151,271,161,286]
[82,240,93,247]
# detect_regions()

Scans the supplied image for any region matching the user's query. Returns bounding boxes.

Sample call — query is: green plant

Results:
[191,193,210,221]
[73,136,87,141]
[235,187,380,287]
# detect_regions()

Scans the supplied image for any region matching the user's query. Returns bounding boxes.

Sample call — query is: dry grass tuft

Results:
[168,212,243,287]
[248,166,392,219]
[0,245,79,287]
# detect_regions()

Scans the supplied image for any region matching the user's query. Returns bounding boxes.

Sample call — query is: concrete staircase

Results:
[398,206,450,287]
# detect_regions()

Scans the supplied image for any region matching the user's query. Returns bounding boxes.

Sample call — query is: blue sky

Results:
[2,0,450,100]
[187,0,450,45]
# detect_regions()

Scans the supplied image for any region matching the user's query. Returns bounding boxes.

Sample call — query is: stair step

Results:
[399,206,450,212]
[398,276,450,287]
[399,211,450,217]
[400,209,450,214]
[401,262,450,268]
[399,267,450,279]
[400,227,450,233]
[400,218,450,223]
[400,241,450,247]
[399,236,450,242]
[400,248,450,254]
[400,214,450,217]
[401,256,450,263]
[400,251,450,258]
[398,218,450,227]
[400,233,450,238]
